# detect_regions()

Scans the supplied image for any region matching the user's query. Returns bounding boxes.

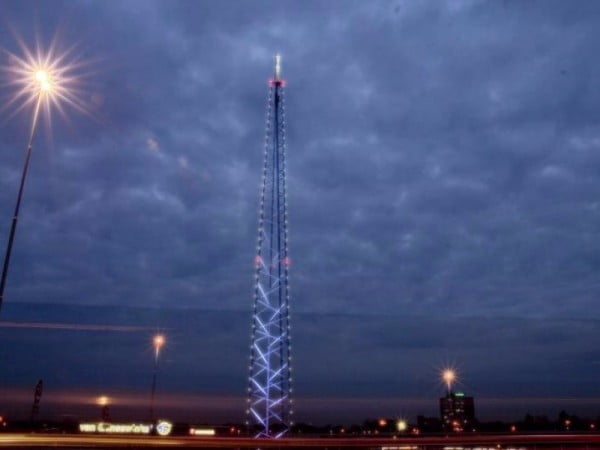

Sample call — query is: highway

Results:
[1,433,600,448]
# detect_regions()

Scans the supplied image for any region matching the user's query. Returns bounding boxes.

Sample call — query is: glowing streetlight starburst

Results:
[35,70,51,91]
[442,368,457,392]
[153,333,165,359]
[0,35,92,312]
[2,38,88,124]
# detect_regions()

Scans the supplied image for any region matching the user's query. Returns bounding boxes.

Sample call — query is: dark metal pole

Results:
[30,379,43,424]
[0,96,42,312]
[149,352,159,422]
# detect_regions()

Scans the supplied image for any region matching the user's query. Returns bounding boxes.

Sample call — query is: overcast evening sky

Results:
[0,0,599,424]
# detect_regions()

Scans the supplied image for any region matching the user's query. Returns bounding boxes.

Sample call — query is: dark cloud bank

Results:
[0,0,599,422]
[1,303,598,423]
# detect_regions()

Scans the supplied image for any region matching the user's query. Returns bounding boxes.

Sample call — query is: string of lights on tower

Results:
[246,54,293,438]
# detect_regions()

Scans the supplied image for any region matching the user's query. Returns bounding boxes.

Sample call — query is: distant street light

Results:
[96,396,110,422]
[442,368,457,394]
[396,419,408,432]
[149,334,165,422]
[153,334,165,359]
[0,43,81,312]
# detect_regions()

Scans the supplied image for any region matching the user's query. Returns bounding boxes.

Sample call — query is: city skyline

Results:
[0,0,599,426]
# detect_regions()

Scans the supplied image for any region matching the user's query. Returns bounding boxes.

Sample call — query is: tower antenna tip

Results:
[274,53,282,80]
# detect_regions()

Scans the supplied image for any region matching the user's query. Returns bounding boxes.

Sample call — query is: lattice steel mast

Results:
[246,54,293,438]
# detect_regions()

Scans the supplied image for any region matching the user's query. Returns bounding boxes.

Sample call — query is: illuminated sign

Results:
[79,422,152,434]
[189,427,216,436]
[156,421,173,436]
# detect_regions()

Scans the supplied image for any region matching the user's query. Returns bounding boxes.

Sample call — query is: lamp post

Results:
[442,368,456,395]
[97,395,110,422]
[149,334,165,422]
[0,71,49,312]
[0,43,79,312]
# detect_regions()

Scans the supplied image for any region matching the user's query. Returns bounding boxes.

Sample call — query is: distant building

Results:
[440,391,476,432]
[417,415,442,433]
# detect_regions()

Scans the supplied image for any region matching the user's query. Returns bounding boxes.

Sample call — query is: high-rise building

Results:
[440,391,476,432]
[246,55,293,438]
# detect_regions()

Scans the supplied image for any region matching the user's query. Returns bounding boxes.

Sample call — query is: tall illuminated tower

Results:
[246,54,293,438]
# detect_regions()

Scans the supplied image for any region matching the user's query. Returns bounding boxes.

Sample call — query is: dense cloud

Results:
[0,0,599,421]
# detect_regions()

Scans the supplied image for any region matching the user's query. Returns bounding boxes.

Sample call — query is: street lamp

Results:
[442,368,457,394]
[149,333,165,422]
[396,419,408,433]
[0,44,78,312]
[96,395,110,422]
